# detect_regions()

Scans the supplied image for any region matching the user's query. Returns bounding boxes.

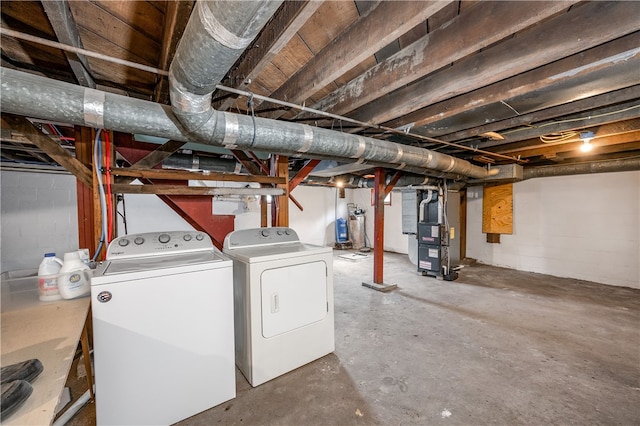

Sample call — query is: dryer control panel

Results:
[223,227,300,250]
[106,231,213,259]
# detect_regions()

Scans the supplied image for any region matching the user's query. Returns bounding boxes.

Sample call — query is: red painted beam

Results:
[373,167,386,284]
[159,195,234,250]
[384,171,403,197]
[289,159,321,190]
[115,143,234,249]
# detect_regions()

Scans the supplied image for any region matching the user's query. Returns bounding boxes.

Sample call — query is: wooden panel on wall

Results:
[482,183,513,234]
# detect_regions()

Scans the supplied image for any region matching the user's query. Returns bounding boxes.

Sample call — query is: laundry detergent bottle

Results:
[38,253,64,301]
[58,251,92,299]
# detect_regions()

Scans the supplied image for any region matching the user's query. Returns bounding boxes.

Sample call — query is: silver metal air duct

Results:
[165,1,492,179]
[169,0,282,129]
[1,68,492,179]
[523,158,640,180]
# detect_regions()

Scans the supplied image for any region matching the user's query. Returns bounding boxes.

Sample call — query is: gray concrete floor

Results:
[66,251,639,425]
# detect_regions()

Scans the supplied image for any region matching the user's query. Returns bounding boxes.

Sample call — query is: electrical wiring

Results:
[92,129,108,262]
[503,104,640,136]
[539,131,579,143]
[104,131,113,242]
[46,123,74,142]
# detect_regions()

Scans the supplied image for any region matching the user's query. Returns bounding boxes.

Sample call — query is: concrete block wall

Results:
[1,170,79,273]
[466,171,640,289]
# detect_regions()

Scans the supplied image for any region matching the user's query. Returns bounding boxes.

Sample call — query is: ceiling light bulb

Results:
[579,131,595,152]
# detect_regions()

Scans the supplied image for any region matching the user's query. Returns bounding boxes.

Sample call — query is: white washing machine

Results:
[223,227,334,387]
[91,231,235,425]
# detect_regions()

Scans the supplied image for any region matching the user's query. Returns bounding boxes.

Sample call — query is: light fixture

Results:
[579,131,595,152]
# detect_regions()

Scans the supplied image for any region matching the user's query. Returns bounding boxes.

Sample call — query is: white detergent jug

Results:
[58,251,92,299]
[38,253,64,301]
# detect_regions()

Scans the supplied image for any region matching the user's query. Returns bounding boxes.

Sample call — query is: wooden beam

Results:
[495,130,640,159]
[154,0,196,103]
[111,167,286,185]
[474,101,640,149]
[384,171,403,198]
[289,159,321,190]
[393,33,640,134]
[217,0,324,111]
[276,155,289,227]
[111,184,285,196]
[351,1,640,126]
[263,0,452,119]
[308,0,576,117]
[41,0,95,88]
[230,150,266,176]
[440,85,640,143]
[373,167,385,284]
[1,115,92,186]
[74,126,98,256]
[130,140,187,169]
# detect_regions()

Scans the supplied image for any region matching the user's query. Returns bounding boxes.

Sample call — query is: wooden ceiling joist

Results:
[41,0,95,88]
[217,0,324,111]
[308,0,577,118]
[1,115,91,186]
[476,101,640,149]
[263,0,453,119]
[154,0,196,103]
[353,1,640,127]
[393,32,640,134]
[439,85,640,143]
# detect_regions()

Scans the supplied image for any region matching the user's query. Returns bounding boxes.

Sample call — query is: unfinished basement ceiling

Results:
[1,0,639,177]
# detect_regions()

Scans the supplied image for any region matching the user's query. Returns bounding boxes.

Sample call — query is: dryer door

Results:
[260,260,328,338]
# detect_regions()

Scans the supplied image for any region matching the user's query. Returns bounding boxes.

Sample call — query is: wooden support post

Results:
[260,196,268,227]
[276,155,289,227]
[74,126,97,256]
[362,167,397,292]
[373,167,385,283]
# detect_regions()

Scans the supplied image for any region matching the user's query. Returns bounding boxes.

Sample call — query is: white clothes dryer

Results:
[91,231,235,425]
[223,227,335,387]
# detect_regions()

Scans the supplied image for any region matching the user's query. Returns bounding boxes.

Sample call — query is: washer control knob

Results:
[277,230,283,235]
[195,233,204,241]
[158,233,171,244]
[260,229,270,238]
[118,238,129,247]
[183,234,192,241]
[134,237,145,245]
[284,229,291,235]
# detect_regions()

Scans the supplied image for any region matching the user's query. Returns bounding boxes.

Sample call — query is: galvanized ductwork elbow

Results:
[169,0,282,130]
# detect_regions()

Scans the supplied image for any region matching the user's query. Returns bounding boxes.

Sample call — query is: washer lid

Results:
[224,242,332,263]
[101,251,226,275]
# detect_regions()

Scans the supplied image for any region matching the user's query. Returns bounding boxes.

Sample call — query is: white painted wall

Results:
[466,171,640,289]
[118,183,340,247]
[351,188,409,254]
[289,185,343,246]
[1,170,79,272]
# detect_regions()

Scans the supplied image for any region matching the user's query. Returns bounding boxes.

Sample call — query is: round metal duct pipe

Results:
[1,68,492,179]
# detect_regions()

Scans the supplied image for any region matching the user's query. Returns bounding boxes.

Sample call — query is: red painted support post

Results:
[373,167,386,284]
